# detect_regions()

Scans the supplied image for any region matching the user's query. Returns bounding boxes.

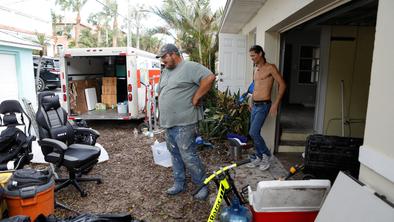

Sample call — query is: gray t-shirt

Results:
[158,60,211,128]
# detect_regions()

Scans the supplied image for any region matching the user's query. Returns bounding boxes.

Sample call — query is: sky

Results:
[0,0,227,42]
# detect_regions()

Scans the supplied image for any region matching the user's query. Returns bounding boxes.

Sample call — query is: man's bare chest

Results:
[254,68,272,81]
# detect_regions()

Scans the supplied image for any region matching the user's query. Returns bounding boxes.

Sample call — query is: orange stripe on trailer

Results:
[137,69,141,88]
[149,70,161,84]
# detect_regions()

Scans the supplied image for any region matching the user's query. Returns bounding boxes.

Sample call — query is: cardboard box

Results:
[69,79,99,115]
[95,103,106,111]
[102,77,117,86]
[101,94,117,108]
[102,84,117,95]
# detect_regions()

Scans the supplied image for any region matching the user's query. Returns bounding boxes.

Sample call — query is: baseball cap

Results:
[156,44,180,58]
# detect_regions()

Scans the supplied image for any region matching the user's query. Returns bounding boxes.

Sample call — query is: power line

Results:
[94,0,130,22]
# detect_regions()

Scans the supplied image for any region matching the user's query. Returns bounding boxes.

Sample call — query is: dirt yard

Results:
[55,121,233,222]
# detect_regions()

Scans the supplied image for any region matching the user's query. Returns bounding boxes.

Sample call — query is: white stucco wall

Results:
[358,0,394,203]
[238,0,315,150]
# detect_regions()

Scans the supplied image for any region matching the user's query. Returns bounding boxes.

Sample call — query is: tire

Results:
[37,77,46,92]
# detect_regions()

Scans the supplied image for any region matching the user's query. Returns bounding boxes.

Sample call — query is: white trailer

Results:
[59,47,161,120]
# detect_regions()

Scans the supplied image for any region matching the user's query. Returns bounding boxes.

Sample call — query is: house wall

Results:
[0,45,37,107]
[239,0,314,150]
[222,0,394,204]
[359,0,394,203]
[323,26,374,137]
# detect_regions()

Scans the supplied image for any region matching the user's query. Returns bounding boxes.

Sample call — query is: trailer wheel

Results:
[137,122,149,133]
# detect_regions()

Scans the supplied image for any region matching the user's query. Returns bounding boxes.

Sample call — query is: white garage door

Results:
[0,54,18,102]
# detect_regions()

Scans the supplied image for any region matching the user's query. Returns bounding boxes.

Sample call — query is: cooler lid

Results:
[249,180,331,212]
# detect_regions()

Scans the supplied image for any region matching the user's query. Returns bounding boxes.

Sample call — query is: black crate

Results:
[304,134,363,180]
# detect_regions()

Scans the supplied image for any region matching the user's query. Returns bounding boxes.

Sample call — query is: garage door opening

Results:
[277,0,378,152]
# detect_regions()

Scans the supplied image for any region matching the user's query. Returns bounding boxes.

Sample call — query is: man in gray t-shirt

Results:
[157,44,215,200]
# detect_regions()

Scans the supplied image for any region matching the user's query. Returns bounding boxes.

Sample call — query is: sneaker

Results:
[194,186,209,200]
[166,183,186,195]
[246,156,262,168]
[259,154,272,171]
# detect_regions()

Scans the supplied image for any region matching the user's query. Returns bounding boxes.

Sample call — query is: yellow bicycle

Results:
[194,159,252,222]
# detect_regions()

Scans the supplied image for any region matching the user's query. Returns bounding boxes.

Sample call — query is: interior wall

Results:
[67,57,105,75]
[323,26,374,138]
[285,28,320,106]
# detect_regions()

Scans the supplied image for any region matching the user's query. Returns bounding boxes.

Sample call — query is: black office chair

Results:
[36,92,102,197]
[0,100,34,170]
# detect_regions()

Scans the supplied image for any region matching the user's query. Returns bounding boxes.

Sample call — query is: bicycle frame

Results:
[200,159,250,222]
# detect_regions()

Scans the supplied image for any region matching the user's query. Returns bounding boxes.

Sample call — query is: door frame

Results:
[313,26,331,134]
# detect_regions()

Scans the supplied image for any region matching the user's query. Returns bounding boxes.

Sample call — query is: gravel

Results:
[54,121,233,222]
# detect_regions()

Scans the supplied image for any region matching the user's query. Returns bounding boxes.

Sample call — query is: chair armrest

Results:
[26,135,36,144]
[74,127,100,138]
[39,138,67,152]
[22,135,36,150]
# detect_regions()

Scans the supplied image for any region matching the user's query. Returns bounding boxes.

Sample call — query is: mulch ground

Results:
[54,121,233,222]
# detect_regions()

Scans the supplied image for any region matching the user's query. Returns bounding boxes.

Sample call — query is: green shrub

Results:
[200,85,250,141]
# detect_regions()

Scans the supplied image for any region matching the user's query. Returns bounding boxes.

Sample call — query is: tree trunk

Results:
[112,15,118,47]
[198,32,203,64]
[105,28,109,46]
[75,11,81,47]
[36,51,43,95]
[97,25,102,47]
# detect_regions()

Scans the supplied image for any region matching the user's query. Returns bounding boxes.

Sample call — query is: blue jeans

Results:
[165,124,206,186]
[249,103,272,158]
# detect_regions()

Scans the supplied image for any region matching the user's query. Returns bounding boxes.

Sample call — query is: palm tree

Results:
[56,0,88,48]
[152,0,221,71]
[51,10,64,36]
[102,0,119,47]
[79,29,97,47]
[88,12,106,46]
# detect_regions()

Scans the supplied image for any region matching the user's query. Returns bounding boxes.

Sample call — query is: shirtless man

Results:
[247,45,286,170]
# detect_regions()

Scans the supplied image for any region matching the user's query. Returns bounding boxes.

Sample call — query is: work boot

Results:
[166,183,186,195]
[194,186,209,200]
[259,154,272,171]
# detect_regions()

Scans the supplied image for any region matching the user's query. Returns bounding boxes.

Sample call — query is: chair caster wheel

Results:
[97,179,102,184]
[80,191,87,197]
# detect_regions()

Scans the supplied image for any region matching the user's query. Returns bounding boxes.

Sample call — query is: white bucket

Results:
[117,102,128,114]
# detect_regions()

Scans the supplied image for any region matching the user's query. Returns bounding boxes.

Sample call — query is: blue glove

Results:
[247,81,254,94]
[238,81,254,103]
